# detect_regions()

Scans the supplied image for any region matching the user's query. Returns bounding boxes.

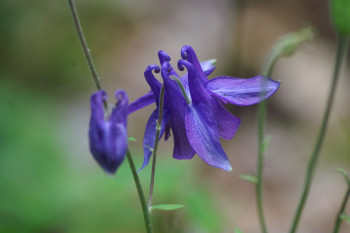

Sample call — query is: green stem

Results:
[256,69,274,233]
[289,36,349,233]
[68,1,152,232]
[333,184,350,233]
[148,85,165,210]
[257,102,268,233]
[126,149,153,233]
[67,0,103,91]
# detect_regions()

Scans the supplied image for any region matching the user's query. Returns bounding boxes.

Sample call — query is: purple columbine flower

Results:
[89,89,128,174]
[129,46,280,171]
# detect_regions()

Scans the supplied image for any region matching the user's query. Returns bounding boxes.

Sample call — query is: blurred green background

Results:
[1,0,349,233]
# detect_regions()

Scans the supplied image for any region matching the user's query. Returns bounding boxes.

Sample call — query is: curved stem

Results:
[256,69,274,233]
[126,149,153,233]
[257,101,268,233]
[67,0,103,91]
[68,1,152,232]
[289,36,349,233]
[148,85,165,210]
[333,184,350,233]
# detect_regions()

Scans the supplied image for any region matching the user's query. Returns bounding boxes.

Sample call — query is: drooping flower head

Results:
[128,46,280,171]
[89,90,128,174]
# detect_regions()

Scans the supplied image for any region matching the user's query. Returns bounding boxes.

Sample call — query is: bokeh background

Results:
[1,0,350,232]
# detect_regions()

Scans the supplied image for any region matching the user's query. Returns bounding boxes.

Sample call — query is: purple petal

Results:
[201,59,216,76]
[128,91,155,114]
[140,110,158,171]
[210,102,241,140]
[89,90,128,174]
[144,65,162,103]
[90,90,107,121]
[181,45,208,83]
[205,75,281,106]
[111,90,128,126]
[160,62,195,159]
[179,60,241,140]
[139,108,171,171]
[185,103,232,171]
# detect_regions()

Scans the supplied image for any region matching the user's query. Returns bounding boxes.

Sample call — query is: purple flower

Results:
[129,46,280,171]
[89,90,128,174]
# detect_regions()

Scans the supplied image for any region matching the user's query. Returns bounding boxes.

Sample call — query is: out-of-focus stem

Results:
[126,149,153,233]
[333,184,350,233]
[67,0,103,92]
[289,36,348,233]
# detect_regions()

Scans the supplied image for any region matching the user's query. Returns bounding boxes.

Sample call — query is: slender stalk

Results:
[333,184,350,233]
[67,0,104,92]
[68,1,152,232]
[257,101,268,233]
[148,85,165,210]
[126,149,153,233]
[289,36,349,233]
[256,68,274,233]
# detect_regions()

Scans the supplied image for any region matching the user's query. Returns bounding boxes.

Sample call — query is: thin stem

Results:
[67,0,104,92]
[257,101,268,233]
[289,36,349,233]
[256,68,274,233]
[333,184,350,233]
[68,1,151,232]
[148,85,165,210]
[126,149,153,233]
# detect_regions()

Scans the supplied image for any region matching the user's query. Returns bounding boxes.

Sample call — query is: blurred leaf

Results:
[150,204,184,211]
[235,228,244,233]
[340,213,350,225]
[335,168,350,184]
[127,136,136,142]
[240,174,258,184]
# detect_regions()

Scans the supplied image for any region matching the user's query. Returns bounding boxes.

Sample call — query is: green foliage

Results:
[127,136,137,142]
[150,204,184,211]
[240,174,258,184]
[335,168,350,184]
[330,0,350,36]
[340,213,350,225]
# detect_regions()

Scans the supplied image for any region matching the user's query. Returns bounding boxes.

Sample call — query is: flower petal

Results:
[89,90,128,174]
[185,103,232,171]
[139,108,171,171]
[201,59,216,76]
[181,45,208,84]
[111,90,128,126]
[128,91,155,114]
[161,62,195,159]
[179,60,241,140]
[205,75,281,106]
